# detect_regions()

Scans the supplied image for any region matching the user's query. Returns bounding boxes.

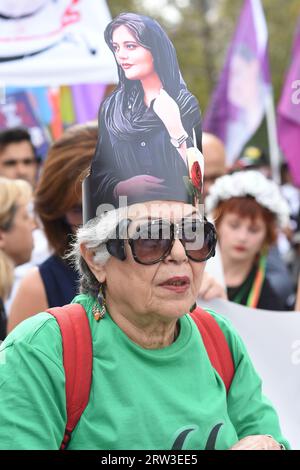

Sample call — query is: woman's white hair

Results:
[69,207,128,298]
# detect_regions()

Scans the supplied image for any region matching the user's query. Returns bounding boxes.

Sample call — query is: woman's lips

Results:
[159,276,190,293]
[122,63,132,69]
[233,246,247,252]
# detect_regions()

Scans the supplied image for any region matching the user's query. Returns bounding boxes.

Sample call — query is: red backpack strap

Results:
[190,307,235,393]
[47,303,93,450]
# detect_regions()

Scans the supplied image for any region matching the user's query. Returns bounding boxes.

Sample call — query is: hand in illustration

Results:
[115,175,167,199]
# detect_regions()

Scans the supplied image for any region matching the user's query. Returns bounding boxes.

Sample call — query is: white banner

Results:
[198,298,300,449]
[0,0,118,86]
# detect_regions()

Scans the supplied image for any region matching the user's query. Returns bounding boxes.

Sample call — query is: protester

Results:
[202,132,226,198]
[229,148,295,308]
[0,13,288,451]
[201,132,227,286]
[0,128,40,187]
[0,198,289,450]
[0,177,35,340]
[0,127,50,313]
[206,170,291,310]
[7,124,98,333]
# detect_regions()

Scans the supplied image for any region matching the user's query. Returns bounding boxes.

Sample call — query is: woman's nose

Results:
[165,239,188,263]
[116,46,128,60]
[236,227,248,242]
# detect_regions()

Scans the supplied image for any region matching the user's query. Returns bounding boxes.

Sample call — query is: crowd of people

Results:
[0,126,299,450]
[2,129,299,339]
[0,11,299,451]
[0,123,292,451]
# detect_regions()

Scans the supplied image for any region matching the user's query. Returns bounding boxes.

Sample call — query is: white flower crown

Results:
[205,170,290,228]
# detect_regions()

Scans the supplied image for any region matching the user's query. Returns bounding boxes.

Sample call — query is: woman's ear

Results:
[80,243,106,284]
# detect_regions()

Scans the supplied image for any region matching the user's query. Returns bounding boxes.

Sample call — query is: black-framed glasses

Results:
[106,218,217,265]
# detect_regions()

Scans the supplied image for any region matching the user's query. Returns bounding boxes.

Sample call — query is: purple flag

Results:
[71,83,106,124]
[203,0,272,165]
[277,19,300,186]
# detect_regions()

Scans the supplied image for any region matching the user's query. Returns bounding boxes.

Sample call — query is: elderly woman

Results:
[0,198,289,450]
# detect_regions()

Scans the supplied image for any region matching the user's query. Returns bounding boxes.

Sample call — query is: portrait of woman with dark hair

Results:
[87,12,202,217]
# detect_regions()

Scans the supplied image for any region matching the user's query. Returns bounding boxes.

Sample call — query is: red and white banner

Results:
[0,0,117,86]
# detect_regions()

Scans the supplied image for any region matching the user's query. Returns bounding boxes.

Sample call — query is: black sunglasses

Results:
[106,218,217,265]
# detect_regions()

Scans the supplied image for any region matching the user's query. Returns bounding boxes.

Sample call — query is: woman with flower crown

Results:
[206,170,291,310]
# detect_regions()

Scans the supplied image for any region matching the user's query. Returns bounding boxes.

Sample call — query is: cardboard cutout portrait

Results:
[83,12,204,222]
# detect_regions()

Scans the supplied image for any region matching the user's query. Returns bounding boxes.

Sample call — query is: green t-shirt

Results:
[0,294,289,450]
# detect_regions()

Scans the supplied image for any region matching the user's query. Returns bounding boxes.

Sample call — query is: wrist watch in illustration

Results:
[170,131,188,148]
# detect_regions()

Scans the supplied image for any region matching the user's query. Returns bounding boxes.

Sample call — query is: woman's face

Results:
[0,200,35,266]
[217,212,267,263]
[87,202,206,322]
[112,25,155,81]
